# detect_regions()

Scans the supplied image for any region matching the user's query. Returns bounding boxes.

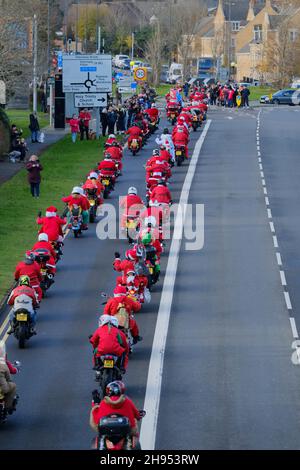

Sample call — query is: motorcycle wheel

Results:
[100,369,114,398]
[74,230,79,238]
[103,188,109,199]
[176,156,182,167]
[132,150,137,156]
[18,324,27,349]
[89,206,96,223]
[172,118,176,126]
[193,124,197,132]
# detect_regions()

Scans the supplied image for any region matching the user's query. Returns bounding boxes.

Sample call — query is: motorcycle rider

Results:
[105,142,123,173]
[149,180,172,206]
[14,252,43,301]
[119,187,144,230]
[155,128,175,163]
[105,134,122,148]
[103,286,142,344]
[126,123,143,149]
[89,315,129,372]
[144,103,159,124]
[82,172,104,206]
[0,341,18,417]
[98,153,118,186]
[62,186,90,230]
[172,126,189,159]
[36,206,66,242]
[7,275,39,334]
[90,381,143,439]
[32,233,57,275]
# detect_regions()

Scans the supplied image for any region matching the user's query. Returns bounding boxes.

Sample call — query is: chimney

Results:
[247,0,255,22]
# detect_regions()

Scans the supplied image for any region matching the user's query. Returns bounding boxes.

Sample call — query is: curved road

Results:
[2,105,300,450]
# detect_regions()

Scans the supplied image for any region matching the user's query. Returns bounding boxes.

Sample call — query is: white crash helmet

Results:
[72,186,82,195]
[144,216,157,228]
[89,172,98,179]
[99,314,113,327]
[109,134,115,139]
[128,186,137,195]
[110,316,119,328]
[38,233,49,242]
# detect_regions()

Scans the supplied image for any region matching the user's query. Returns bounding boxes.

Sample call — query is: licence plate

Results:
[16,313,28,322]
[102,179,109,186]
[89,199,96,206]
[171,114,175,118]
[131,142,138,148]
[104,360,114,368]
[127,220,136,229]
[41,268,47,274]
[149,267,154,274]
[176,150,182,156]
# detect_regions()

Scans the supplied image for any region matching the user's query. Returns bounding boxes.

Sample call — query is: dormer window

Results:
[232,21,240,32]
[289,30,298,42]
[254,24,263,42]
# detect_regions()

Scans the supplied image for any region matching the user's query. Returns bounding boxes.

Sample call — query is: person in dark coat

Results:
[116,106,126,134]
[29,113,40,143]
[100,108,108,137]
[241,86,250,107]
[26,155,43,198]
[107,107,117,135]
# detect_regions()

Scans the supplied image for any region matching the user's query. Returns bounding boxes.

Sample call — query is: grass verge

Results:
[0,136,105,298]
[249,86,276,101]
[5,110,49,139]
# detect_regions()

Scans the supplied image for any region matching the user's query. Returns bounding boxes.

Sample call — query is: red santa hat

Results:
[114,286,127,297]
[46,206,58,218]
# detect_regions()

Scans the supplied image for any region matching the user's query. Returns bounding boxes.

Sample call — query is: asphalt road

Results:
[2,105,300,450]
[156,106,300,450]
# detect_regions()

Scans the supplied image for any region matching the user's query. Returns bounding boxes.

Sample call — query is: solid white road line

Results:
[290,318,299,339]
[280,270,287,286]
[140,120,212,450]
[284,291,292,310]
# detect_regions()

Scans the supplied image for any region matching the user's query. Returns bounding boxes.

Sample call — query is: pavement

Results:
[0,126,68,186]
[1,105,300,449]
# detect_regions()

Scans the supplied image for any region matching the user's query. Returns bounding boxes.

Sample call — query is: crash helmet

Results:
[72,186,82,195]
[104,152,112,159]
[142,232,152,246]
[38,233,49,242]
[106,381,125,397]
[152,149,159,156]
[99,314,113,327]
[108,134,115,139]
[89,172,98,180]
[128,187,137,195]
[19,275,30,287]
[163,128,169,134]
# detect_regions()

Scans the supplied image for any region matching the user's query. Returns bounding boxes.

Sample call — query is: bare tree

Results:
[145,20,164,86]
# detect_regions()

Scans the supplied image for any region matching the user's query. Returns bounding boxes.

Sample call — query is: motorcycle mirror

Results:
[100,292,108,298]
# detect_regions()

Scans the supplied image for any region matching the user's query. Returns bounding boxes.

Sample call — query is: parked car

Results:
[272,89,300,105]
[260,95,271,104]
[121,59,131,70]
[114,55,130,68]
[141,62,153,72]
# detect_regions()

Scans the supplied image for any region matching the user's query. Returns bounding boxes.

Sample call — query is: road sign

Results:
[118,87,133,94]
[63,54,112,93]
[131,82,137,89]
[74,93,107,108]
[133,67,147,82]
[57,52,63,69]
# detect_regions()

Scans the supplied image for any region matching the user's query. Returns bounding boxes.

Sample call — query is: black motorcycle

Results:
[93,355,123,399]
[9,308,35,349]
[33,248,54,296]
[86,188,98,223]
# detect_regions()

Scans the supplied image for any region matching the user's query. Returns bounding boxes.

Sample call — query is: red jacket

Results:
[105,147,123,161]
[92,395,140,429]
[79,111,91,127]
[14,261,42,286]
[120,195,144,217]
[145,108,158,122]
[90,324,129,367]
[98,159,118,174]
[37,216,66,241]
[82,179,104,197]
[8,285,38,307]
[104,295,141,315]
[32,240,57,261]
[69,118,79,133]
[150,185,172,204]
[113,259,135,274]
[62,195,90,211]
[172,131,189,146]
[126,126,143,138]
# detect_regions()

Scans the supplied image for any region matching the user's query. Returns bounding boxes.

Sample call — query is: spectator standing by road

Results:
[79,108,91,140]
[107,106,117,135]
[241,86,250,108]
[26,155,43,198]
[29,112,40,143]
[100,108,108,137]
[116,106,126,134]
[69,114,80,143]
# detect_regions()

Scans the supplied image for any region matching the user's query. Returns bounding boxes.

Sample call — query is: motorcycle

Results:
[0,362,21,425]
[93,411,146,450]
[51,240,64,261]
[32,248,54,296]
[167,107,179,126]
[144,245,160,287]
[192,113,199,132]
[100,175,114,199]
[86,187,98,223]
[94,355,123,400]
[10,308,35,349]
[129,139,141,156]
[69,205,83,238]
[174,144,185,167]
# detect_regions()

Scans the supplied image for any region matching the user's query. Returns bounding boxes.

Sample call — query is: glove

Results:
[38,211,42,217]
[114,252,121,258]
[92,389,101,404]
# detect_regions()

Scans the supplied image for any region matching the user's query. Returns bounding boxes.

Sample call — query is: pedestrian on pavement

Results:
[29,112,40,143]
[100,108,108,137]
[107,106,117,135]
[79,108,91,140]
[116,105,126,134]
[241,86,250,108]
[69,114,80,143]
[115,87,122,105]
[26,155,43,198]
[183,81,190,99]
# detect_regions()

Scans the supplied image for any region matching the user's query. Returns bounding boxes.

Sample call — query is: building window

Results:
[253,25,263,42]
[232,21,240,32]
[289,30,298,42]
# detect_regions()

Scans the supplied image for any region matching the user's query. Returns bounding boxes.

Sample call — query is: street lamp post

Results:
[131,32,135,60]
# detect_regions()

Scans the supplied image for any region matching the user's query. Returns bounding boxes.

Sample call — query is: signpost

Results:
[74,93,107,108]
[62,54,112,93]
